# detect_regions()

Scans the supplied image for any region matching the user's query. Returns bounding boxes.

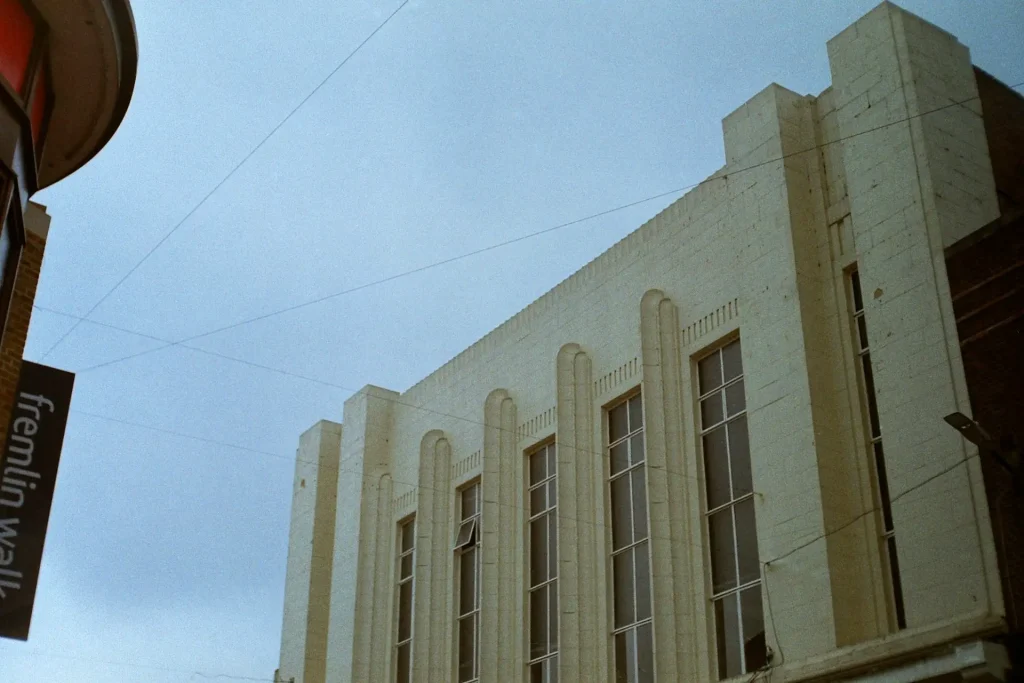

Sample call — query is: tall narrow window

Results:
[698,339,766,679]
[455,482,481,683]
[849,269,906,630]
[608,393,654,683]
[528,442,558,682]
[395,517,415,683]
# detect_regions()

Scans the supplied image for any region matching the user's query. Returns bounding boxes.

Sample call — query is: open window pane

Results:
[709,509,737,594]
[455,519,477,549]
[613,549,636,628]
[461,484,479,519]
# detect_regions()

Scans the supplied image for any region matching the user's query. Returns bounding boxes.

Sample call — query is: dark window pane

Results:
[548,512,558,580]
[460,549,476,615]
[701,393,724,428]
[727,417,752,499]
[531,484,548,516]
[630,433,645,465]
[851,270,864,311]
[531,658,558,683]
[548,445,557,477]
[401,553,413,580]
[715,593,742,680]
[629,395,643,432]
[531,661,543,683]
[857,314,869,351]
[723,340,743,382]
[614,631,630,683]
[398,581,413,641]
[610,474,633,550]
[888,536,907,629]
[613,549,636,628]
[741,585,767,673]
[455,519,476,549]
[637,622,654,683]
[397,642,411,683]
[462,484,478,519]
[735,497,761,586]
[635,541,651,622]
[531,585,549,659]
[874,442,894,532]
[725,379,745,416]
[401,521,415,552]
[709,509,737,594]
[610,403,630,442]
[703,426,731,509]
[458,615,476,682]
[861,354,881,439]
[548,480,557,511]
[610,442,630,476]
[531,450,547,485]
[632,470,648,541]
[699,351,722,394]
[531,518,549,586]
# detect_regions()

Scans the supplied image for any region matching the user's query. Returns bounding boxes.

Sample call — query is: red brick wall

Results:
[0,229,45,450]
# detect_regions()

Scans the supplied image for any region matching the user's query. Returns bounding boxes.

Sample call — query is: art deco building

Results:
[277,3,1023,682]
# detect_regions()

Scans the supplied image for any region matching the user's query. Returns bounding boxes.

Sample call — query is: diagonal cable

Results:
[38,0,411,361]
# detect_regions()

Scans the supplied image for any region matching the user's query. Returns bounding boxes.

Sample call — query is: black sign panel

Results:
[0,361,74,640]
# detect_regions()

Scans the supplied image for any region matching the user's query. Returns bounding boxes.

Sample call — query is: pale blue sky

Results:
[2,1,1021,680]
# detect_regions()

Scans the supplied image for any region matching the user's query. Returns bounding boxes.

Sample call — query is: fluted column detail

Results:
[556,344,602,681]
[412,430,452,683]
[480,389,519,682]
[640,289,694,680]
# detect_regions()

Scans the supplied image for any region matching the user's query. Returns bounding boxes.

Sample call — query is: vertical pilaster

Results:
[412,431,453,683]
[480,389,519,682]
[279,420,342,683]
[827,2,1002,628]
[639,290,693,680]
[326,386,397,683]
[555,344,603,681]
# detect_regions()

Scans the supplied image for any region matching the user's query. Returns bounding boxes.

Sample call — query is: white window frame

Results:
[527,441,558,682]
[395,516,415,683]
[849,267,906,631]
[697,338,765,679]
[455,481,481,683]
[608,391,655,683]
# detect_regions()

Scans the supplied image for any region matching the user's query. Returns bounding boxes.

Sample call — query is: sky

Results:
[2,1,1022,680]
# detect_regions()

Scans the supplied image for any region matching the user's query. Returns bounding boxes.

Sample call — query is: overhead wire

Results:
[33,81,1023,375]
[37,0,412,362]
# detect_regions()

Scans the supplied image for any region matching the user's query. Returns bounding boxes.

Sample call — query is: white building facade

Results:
[276,4,1020,682]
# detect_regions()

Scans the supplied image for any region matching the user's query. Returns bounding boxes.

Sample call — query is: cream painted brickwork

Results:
[277,4,1012,682]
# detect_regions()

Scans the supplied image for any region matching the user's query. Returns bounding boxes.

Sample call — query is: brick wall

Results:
[0,220,46,452]
[947,213,1024,675]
